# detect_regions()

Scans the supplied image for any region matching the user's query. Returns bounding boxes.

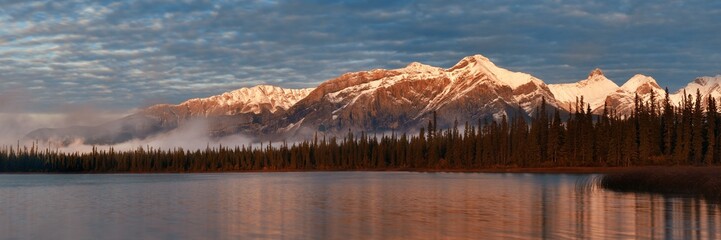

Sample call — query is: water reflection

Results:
[0,172,719,239]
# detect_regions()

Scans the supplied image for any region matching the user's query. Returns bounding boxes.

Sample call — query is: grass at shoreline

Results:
[599,166,721,202]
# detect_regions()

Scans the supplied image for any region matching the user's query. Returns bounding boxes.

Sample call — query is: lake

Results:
[1,172,719,239]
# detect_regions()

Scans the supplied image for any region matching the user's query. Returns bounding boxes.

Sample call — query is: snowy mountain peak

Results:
[450,54,492,69]
[621,74,661,92]
[577,69,615,86]
[449,54,496,72]
[589,68,604,78]
[402,61,443,73]
[548,68,619,111]
[461,54,492,63]
[448,54,540,89]
[177,85,315,115]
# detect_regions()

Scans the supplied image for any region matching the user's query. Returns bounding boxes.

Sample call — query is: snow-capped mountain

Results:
[138,85,315,138]
[670,75,721,105]
[269,54,563,135]
[25,53,721,146]
[598,74,666,116]
[548,68,619,112]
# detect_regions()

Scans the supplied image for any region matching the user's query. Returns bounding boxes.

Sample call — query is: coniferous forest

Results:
[2,89,721,173]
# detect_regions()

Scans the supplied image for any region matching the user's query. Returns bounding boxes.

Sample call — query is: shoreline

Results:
[0,166,675,174]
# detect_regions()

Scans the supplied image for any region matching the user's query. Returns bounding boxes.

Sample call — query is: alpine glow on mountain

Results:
[600,74,666,115]
[25,54,721,146]
[148,85,315,116]
[547,68,619,112]
[670,75,721,105]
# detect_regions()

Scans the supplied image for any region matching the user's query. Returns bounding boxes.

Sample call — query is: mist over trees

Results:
[1,89,720,173]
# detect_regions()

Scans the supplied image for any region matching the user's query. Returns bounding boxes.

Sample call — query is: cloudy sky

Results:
[1,0,720,113]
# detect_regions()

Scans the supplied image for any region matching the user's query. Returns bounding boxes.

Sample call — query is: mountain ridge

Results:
[25,54,721,146]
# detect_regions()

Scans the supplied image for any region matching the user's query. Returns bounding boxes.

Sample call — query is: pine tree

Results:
[706,96,718,165]
[662,87,674,156]
[692,89,704,164]
[548,108,563,164]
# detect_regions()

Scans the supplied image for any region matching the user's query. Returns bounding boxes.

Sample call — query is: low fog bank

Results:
[49,119,254,153]
[19,119,416,154]
[8,118,258,153]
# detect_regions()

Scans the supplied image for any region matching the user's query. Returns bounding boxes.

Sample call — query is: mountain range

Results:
[26,54,721,146]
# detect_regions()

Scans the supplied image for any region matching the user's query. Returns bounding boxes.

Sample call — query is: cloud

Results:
[0,0,720,114]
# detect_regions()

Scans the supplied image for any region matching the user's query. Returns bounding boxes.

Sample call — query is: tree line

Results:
[1,89,720,173]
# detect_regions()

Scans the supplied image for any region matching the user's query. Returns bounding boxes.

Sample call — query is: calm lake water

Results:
[1,172,720,239]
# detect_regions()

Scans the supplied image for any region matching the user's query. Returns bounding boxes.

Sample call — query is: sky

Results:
[1,0,720,113]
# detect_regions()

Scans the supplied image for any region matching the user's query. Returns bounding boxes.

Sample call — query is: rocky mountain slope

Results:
[268,54,563,136]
